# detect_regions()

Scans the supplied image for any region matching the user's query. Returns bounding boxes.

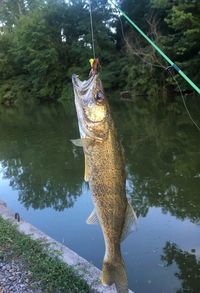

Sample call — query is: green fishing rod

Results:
[109,0,200,95]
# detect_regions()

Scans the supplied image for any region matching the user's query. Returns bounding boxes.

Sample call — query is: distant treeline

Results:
[0,0,199,105]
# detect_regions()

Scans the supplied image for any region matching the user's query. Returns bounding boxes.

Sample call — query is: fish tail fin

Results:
[101,260,128,293]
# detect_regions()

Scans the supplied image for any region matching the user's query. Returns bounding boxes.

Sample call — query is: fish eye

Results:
[96,90,104,102]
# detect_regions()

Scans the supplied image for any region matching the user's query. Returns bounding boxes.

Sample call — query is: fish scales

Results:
[87,129,127,251]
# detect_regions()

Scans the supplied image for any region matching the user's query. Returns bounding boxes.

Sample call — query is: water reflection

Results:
[0,100,199,293]
[0,102,199,219]
[0,105,83,210]
[162,242,200,293]
[112,102,200,223]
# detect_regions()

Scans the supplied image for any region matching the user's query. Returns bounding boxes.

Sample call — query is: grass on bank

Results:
[0,216,90,293]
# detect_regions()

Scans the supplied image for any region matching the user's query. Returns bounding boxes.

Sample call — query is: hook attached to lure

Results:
[89,58,100,77]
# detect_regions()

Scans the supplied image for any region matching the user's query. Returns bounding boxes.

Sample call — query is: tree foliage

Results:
[118,0,200,97]
[152,0,200,88]
[0,0,199,104]
[162,242,200,293]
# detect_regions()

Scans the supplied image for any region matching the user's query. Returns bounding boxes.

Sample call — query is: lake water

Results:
[0,99,200,293]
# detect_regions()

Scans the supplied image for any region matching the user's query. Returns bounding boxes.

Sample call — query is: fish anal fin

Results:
[86,209,99,224]
[121,202,137,242]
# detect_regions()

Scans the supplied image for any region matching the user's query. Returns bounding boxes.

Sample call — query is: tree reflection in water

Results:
[0,100,200,221]
[162,242,200,293]
[0,100,199,293]
[0,104,84,210]
[112,100,200,223]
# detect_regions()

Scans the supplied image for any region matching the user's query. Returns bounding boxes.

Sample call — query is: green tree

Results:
[115,0,169,98]
[0,0,119,103]
[116,0,200,98]
[0,0,45,29]
[151,0,200,90]
[0,0,200,103]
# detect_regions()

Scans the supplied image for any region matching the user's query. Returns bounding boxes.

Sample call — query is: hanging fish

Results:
[71,71,137,293]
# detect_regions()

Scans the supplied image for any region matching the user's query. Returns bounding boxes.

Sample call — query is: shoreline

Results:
[0,200,134,293]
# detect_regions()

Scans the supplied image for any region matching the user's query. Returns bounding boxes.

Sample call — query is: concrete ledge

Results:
[0,200,134,293]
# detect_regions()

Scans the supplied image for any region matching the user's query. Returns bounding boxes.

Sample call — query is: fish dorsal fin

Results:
[86,209,99,224]
[121,202,137,242]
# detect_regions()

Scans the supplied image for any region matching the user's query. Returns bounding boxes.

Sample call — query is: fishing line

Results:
[88,0,96,59]
[168,70,200,132]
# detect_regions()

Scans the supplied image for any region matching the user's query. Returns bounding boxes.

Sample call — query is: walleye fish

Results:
[71,73,137,293]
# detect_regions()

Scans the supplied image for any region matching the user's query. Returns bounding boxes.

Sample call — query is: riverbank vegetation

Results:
[0,0,199,105]
[0,216,90,292]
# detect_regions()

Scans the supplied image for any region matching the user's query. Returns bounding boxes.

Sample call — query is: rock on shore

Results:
[0,259,42,293]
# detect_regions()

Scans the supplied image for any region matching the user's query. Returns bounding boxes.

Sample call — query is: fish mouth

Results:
[72,74,97,89]
[72,74,106,124]
[72,74,109,140]
[72,74,81,88]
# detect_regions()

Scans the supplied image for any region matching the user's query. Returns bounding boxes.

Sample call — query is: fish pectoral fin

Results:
[121,202,137,242]
[86,209,99,224]
[84,154,89,182]
[70,138,84,147]
[71,138,93,147]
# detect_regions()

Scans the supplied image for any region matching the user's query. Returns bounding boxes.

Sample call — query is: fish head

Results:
[72,74,110,140]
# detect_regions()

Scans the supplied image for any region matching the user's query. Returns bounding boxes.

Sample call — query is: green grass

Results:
[0,216,90,293]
